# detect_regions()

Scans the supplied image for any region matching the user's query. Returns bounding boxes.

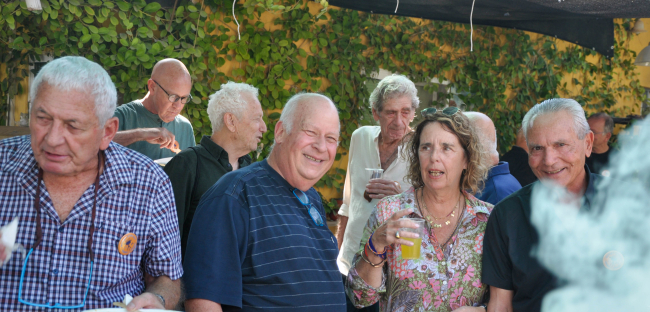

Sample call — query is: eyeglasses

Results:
[292,189,325,227]
[18,156,101,309]
[421,106,459,118]
[153,80,193,104]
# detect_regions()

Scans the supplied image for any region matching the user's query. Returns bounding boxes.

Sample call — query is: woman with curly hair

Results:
[345,107,493,311]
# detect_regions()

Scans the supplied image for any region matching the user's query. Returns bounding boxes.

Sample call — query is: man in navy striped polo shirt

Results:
[184,93,346,311]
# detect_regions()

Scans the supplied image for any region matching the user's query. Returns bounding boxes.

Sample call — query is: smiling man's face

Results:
[274,97,340,191]
[527,111,593,194]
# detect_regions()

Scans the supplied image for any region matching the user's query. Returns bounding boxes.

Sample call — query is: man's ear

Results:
[371,108,380,122]
[584,131,594,158]
[146,79,155,93]
[223,113,237,133]
[274,121,287,144]
[101,117,119,150]
[605,132,612,142]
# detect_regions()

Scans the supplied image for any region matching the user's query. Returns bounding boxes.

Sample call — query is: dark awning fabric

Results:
[328,0,650,57]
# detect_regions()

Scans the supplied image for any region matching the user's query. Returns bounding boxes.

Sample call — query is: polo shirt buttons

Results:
[58,226,64,233]
[52,269,58,275]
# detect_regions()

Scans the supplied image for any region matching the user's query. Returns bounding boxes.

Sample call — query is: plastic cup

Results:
[366,168,384,180]
[400,218,425,259]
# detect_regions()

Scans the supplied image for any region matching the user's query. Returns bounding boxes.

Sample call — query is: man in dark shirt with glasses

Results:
[183,93,346,312]
[113,58,196,160]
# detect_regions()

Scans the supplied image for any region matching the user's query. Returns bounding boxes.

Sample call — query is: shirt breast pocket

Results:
[92,218,144,297]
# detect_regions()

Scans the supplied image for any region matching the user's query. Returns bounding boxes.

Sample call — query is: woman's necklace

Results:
[418,189,461,228]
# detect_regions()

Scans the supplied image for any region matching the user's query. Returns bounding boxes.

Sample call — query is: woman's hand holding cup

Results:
[371,209,421,252]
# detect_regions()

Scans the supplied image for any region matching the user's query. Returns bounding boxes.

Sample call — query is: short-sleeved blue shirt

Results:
[183,159,346,312]
[477,161,522,205]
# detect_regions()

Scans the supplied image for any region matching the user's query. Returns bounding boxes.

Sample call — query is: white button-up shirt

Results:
[337,126,411,275]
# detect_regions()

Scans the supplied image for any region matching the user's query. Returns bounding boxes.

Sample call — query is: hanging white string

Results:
[232,0,241,40]
[470,0,476,51]
[395,0,399,13]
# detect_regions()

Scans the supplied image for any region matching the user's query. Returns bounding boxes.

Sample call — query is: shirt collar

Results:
[133,100,164,124]
[582,164,599,211]
[487,161,511,178]
[200,135,252,167]
[7,138,132,200]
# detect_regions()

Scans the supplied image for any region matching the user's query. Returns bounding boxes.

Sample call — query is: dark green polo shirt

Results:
[163,135,252,257]
[114,101,196,160]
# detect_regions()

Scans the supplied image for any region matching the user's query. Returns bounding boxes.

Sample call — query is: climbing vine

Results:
[0,0,644,214]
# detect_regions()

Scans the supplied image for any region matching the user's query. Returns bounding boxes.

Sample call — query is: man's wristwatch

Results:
[150,292,165,308]
[479,303,488,310]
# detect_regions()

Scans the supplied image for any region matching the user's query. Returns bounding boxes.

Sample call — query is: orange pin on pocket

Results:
[118,233,137,255]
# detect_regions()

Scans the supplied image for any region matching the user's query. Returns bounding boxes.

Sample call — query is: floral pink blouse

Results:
[346,187,493,311]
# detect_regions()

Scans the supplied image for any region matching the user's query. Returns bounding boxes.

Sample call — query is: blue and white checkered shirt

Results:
[0,136,183,311]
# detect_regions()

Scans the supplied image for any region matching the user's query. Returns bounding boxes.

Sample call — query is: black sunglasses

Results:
[421,106,459,118]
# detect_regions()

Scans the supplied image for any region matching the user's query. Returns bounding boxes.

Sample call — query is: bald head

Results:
[151,58,191,84]
[465,112,499,166]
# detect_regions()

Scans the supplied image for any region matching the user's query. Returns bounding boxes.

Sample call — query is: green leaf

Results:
[143,2,160,13]
[85,6,95,15]
[80,34,92,43]
[278,40,288,47]
[91,43,99,53]
[187,5,197,12]
[88,25,99,33]
[319,38,327,47]
[110,16,118,25]
[116,1,131,11]
[39,37,47,46]
[175,5,184,16]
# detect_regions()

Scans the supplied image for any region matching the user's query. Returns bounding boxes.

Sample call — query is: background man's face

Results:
[234,93,267,153]
[30,84,106,177]
[152,76,192,123]
[527,111,593,193]
[588,117,610,148]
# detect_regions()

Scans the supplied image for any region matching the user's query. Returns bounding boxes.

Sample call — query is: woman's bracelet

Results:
[367,232,387,259]
[361,246,386,268]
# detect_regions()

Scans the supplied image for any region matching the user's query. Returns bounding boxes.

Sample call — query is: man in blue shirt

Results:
[466,112,521,205]
[183,93,346,312]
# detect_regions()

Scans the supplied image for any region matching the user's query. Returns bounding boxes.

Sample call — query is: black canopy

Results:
[329,0,650,57]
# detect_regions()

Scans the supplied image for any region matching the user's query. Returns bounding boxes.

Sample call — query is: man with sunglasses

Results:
[113,58,196,160]
[183,93,346,312]
[0,57,182,310]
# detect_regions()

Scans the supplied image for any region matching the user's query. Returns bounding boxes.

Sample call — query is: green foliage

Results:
[0,0,643,213]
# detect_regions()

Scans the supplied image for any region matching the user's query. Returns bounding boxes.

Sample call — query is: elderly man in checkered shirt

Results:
[0,56,182,311]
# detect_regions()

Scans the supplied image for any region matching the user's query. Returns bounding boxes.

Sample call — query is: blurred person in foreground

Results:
[345,106,492,311]
[183,93,345,312]
[113,58,196,159]
[482,98,600,312]
[336,75,418,311]
[585,112,614,174]
[465,112,521,205]
[0,56,182,311]
[164,82,266,257]
[499,128,538,187]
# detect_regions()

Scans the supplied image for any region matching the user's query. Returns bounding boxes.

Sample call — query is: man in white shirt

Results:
[336,74,419,311]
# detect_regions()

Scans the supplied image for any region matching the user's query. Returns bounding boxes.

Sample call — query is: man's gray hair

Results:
[369,74,420,113]
[588,112,614,134]
[207,81,259,133]
[30,56,117,126]
[522,98,590,140]
[279,93,338,134]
